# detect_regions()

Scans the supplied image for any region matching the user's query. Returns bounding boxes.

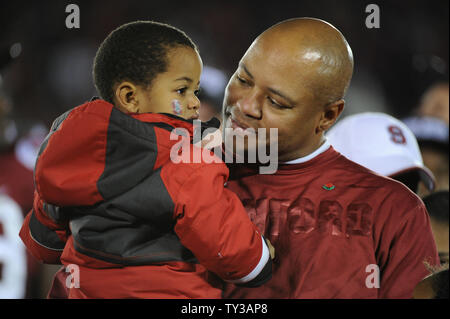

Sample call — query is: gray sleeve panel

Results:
[37,108,74,157]
[69,169,192,265]
[107,167,175,223]
[69,211,197,265]
[97,107,158,200]
[34,108,74,186]
[78,167,175,223]
[72,221,197,265]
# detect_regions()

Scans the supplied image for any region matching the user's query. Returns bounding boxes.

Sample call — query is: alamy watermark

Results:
[65,264,80,288]
[65,4,80,29]
[365,264,380,288]
[169,120,279,174]
[365,4,380,29]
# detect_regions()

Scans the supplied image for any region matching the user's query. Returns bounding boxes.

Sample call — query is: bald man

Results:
[222,18,439,299]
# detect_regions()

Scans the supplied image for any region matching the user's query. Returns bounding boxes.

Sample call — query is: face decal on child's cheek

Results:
[172,100,183,115]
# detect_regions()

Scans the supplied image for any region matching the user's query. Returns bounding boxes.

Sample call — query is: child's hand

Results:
[199,129,222,150]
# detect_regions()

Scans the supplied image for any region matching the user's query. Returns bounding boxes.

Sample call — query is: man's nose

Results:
[237,90,262,119]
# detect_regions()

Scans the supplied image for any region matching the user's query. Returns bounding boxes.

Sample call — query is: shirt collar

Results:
[282,139,331,164]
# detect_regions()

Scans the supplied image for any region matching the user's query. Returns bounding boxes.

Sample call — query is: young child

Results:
[19,21,272,298]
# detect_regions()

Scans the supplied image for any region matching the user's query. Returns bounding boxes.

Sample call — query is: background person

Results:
[422,190,449,265]
[402,116,449,196]
[402,82,449,196]
[0,62,47,298]
[326,112,436,194]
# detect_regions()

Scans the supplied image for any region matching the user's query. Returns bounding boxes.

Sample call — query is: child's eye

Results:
[194,88,201,96]
[176,87,187,95]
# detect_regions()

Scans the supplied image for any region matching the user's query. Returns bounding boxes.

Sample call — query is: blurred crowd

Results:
[0,0,448,298]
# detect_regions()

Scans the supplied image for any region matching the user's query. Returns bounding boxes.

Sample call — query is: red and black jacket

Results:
[19,99,271,298]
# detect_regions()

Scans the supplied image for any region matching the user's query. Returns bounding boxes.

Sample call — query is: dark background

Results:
[0,0,448,128]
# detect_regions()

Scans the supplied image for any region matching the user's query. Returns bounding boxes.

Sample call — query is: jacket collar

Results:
[129,112,220,138]
[91,97,220,138]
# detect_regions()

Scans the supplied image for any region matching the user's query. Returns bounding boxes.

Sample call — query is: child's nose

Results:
[188,95,200,110]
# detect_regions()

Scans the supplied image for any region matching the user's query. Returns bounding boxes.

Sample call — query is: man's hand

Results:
[265,238,275,260]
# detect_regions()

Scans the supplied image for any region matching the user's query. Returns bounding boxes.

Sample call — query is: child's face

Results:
[136,46,203,119]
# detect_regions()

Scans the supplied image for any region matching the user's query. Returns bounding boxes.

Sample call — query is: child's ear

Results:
[114,82,140,113]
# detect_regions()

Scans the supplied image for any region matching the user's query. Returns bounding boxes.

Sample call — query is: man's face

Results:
[222,39,325,162]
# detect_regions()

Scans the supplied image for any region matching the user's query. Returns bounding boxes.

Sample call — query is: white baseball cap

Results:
[326,112,436,191]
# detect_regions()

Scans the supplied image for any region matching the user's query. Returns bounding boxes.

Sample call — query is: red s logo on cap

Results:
[388,125,406,144]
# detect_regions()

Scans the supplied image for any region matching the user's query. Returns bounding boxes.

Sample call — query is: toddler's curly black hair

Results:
[93,20,197,103]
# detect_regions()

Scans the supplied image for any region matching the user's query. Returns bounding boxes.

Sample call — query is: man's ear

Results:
[113,82,140,113]
[317,99,345,133]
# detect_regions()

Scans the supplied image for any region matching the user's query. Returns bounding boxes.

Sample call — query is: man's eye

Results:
[267,97,289,109]
[194,88,201,96]
[236,75,248,85]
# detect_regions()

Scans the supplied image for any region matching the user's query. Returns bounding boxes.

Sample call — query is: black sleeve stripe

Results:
[235,256,273,288]
[29,210,65,251]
